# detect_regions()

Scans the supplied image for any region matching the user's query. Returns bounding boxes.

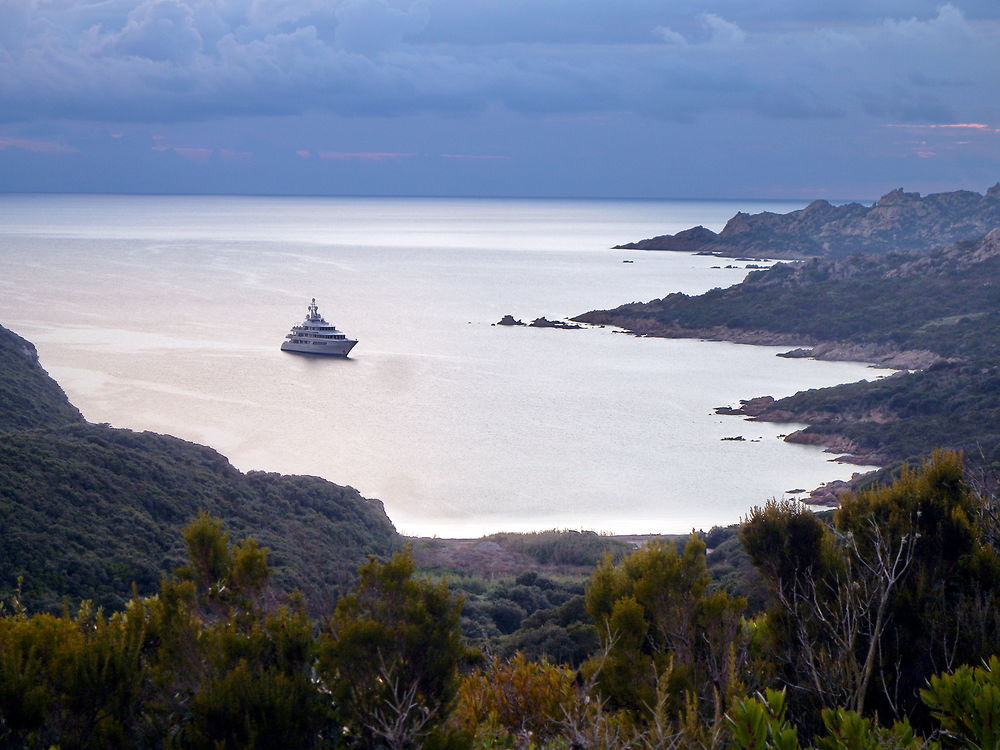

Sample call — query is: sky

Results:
[0,0,998,200]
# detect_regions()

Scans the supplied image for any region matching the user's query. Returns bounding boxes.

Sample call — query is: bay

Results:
[0,194,890,536]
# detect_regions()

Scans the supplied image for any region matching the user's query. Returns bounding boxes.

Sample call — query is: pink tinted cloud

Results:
[318,151,414,161]
[440,153,509,160]
[220,149,251,161]
[296,149,312,158]
[0,136,78,154]
[885,123,996,131]
[916,151,936,159]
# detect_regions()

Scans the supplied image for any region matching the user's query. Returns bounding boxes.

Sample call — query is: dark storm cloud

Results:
[0,0,996,126]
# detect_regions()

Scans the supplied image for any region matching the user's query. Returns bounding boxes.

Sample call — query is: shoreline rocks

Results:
[572,313,942,371]
[714,396,776,417]
[713,392,893,505]
[776,342,944,370]
[805,480,853,507]
[529,317,583,329]
[495,314,583,330]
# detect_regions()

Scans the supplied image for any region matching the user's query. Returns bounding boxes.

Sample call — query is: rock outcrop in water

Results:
[529,317,583,329]
[615,184,1000,259]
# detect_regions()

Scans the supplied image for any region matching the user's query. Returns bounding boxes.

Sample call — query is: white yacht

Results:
[281,298,358,357]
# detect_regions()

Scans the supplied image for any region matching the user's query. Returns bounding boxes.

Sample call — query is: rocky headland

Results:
[580,226,1000,494]
[713,394,895,468]
[615,184,1000,259]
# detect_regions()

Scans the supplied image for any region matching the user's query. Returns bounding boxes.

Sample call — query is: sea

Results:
[0,194,891,537]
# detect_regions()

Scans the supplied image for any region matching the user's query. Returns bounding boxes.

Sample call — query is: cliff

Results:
[0,326,83,431]
[616,184,1000,259]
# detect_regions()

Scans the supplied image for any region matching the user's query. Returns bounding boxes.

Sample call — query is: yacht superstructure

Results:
[281,298,357,356]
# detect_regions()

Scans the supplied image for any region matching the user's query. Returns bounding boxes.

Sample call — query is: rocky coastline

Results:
[570,314,943,370]
[570,309,947,503]
[567,311,915,502]
[500,309,906,501]
[495,314,583,329]
[714,395,893,462]
[713,395,892,506]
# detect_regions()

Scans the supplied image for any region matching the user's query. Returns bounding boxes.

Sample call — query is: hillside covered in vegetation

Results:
[0,324,399,613]
[578,229,1000,470]
[4,452,1000,749]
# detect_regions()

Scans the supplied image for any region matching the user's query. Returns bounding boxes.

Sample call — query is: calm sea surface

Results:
[0,194,890,536]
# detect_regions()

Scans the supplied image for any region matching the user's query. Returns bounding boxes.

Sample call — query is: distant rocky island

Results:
[616,184,1000,259]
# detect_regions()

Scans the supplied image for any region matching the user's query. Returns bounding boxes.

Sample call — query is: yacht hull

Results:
[281,340,357,357]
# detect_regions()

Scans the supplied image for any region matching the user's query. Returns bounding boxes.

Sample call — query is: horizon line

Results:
[0,188,873,204]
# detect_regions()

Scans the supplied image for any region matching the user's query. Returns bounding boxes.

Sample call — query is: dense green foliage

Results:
[457,571,597,667]
[0,324,400,613]
[583,535,747,718]
[921,655,1000,749]
[0,520,464,750]
[318,549,468,747]
[427,529,760,670]
[742,451,1000,728]
[0,423,400,613]
[4,456,1000,748]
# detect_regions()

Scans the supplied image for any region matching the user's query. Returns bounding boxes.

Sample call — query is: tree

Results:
[583,535,747,721]
[741,498,915,717]
[449,652,579,746]
[741,451,1000,727]
[0,604,146,750]
[921,655,1000,749]
[176,511,271,613]
[179,511,232,592]
[318,548,466,748]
